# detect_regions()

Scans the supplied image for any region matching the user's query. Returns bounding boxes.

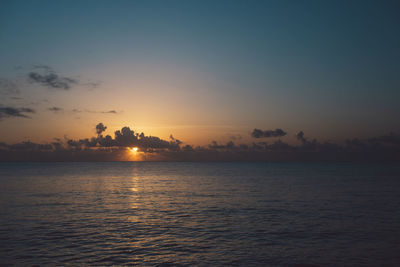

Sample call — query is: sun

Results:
[127,147,141,161]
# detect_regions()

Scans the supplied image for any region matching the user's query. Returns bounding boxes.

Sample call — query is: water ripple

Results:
[1,162,400,266]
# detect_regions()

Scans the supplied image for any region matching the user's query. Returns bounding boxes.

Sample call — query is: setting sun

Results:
[1,1,400,266]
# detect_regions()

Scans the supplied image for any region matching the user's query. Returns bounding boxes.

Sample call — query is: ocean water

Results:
[0,162,400,266]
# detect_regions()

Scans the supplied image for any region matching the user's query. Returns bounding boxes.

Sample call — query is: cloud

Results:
[296,131,306,143]
[64,123,182,152]
[7,141,54,151]
[208,140,235,149]
[170,135,182,145]
[0,106,35,119]
[101,110,118,114]
[72,109,119,114]
[27,65,101,91]
[296,131,317,150]
[95,123,107,135]
[0,78,20,95]
[345,132,400,151]
[0,124,399,162]
[47,106,63,113]
[182,144,194,151]
[29,70,77,90]
[367,133,400,147]
[84,82,100,89]
[251,128,287,138]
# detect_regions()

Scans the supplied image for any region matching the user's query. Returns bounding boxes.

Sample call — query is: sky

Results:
[0,0,399,161]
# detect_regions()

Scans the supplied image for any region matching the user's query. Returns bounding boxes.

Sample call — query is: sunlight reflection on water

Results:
[0,162,400,266]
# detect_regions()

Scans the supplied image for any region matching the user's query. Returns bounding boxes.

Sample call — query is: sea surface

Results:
[0,162,400,266]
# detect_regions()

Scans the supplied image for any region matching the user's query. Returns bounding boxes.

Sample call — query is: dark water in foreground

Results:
[0,162,400,266]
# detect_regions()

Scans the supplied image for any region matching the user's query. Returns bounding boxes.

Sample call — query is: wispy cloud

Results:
[29,69,77,90]
[10,96,23,100]
[28,65,99,90]
[47,106,64,113]
[0,106,35,119]
[101,110,117,114]
[72,109,120,114]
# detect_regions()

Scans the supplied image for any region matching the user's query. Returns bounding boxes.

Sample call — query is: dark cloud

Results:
[345,133,400,151]
[0,106,35,119]
[208,141,236,150]
[101,110,118,114]
[48,106,63,113]
[3,65,99,98]
[170,135,182,145]
[28,65,101,91]
[182,144,194,151]
[367,133,400,147]
[95,123,107,135]
[296,131,306,143]
[29,71,77,90]
[0,125,399,162]
[267,139,293,151]
[7,141,54,151]
[251,128,287,138]
[296,131,317,150]
[64,124,182,152]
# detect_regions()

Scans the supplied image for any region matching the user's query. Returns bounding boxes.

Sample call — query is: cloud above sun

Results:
[0,123,399,162]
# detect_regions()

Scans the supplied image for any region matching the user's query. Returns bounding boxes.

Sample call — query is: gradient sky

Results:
[1,0,400,146]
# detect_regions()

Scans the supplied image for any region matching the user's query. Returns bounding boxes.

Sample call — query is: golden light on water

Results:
[131,147,139,153]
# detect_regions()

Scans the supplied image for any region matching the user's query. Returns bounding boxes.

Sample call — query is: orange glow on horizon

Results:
[126,147,143,161]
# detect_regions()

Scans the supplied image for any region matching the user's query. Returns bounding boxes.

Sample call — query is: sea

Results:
[0,162,399,266]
